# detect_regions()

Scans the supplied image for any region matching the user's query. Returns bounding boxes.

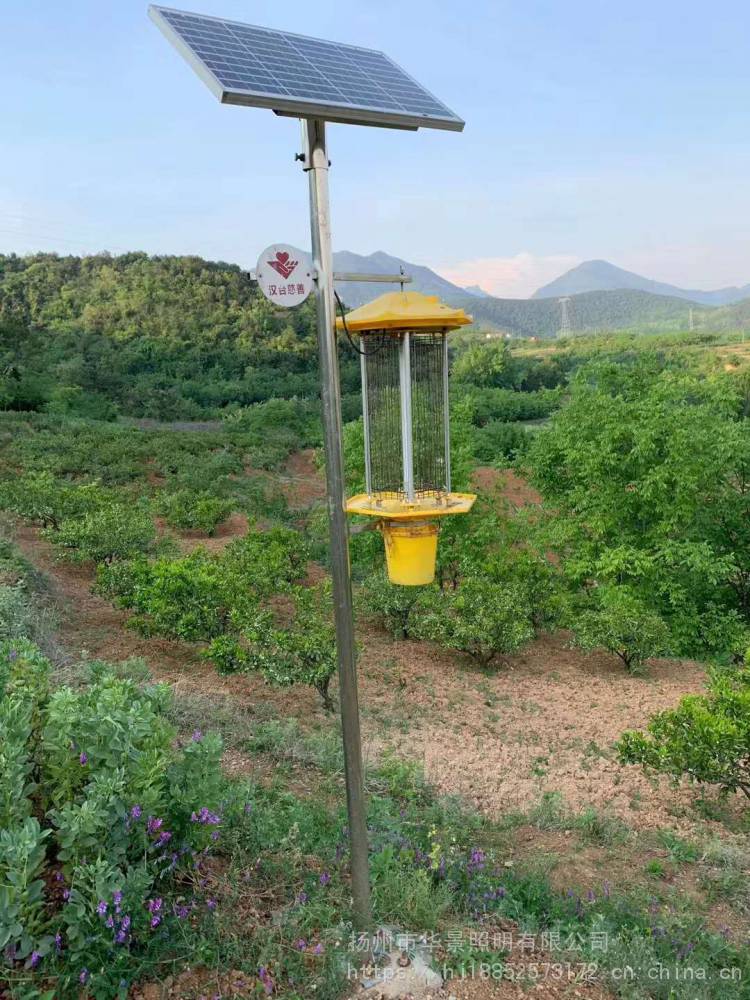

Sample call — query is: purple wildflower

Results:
[192,729,203,742]
[80,968,89,985]
[147,816,163,835]
[113,890,123,906]
[258,967,274,996]
[116,929,128,944]
[295,939,307,951]
[147,898,162,914]
[62,889,70,901]
[150,916,161,929]
[319,872,331,886]
[54,871,65,883]
[29,951,41,969]
[296,891,307,904]
[191,807,221,825]
[106,916,114,929]
[121,915,131,931]
[79,752,88,765]
[206,899,217,911]
[97,900,108,915]
[313,943,324,955]
[54,931,63,953]
[131,805,142,820]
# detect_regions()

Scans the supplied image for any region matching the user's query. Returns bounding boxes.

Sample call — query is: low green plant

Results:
[0,471,105,529]
[571,585,670,673]
[0,639,231,991]
[419,576,534,668]
[617,666,750,800]
[44,503,156,565]
[155,488,232,535]
[260,583,339,711]
[357,570,433,639]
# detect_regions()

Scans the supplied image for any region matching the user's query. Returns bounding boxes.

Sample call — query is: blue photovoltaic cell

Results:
[149,5,463,130]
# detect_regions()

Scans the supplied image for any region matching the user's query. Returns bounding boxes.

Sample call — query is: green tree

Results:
[617,666,750,800]
[261,583,339,711]
[45,503,156,565]
[420,576,534,668]
[571,586,669,673]
[527,361,750,656]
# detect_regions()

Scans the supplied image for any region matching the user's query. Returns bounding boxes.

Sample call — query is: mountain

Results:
[532,259,750,307]
[329,250,706,336]
[332,250,466,307]
[447,288,706,339]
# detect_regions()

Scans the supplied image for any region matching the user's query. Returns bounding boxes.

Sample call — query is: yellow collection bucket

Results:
[381,520,439,586]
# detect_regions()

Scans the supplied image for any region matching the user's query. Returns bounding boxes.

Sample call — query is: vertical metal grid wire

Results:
[410,332,446,495]
[362,330,447,498]
[364,333,403,495]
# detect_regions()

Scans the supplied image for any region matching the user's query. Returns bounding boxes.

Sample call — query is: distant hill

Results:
[330,251,704,336]
[533,259,750,307]
[332,250,466,307]
[448,288,704,338]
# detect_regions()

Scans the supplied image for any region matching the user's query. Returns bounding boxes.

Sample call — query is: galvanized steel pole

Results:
[302,118,372,929]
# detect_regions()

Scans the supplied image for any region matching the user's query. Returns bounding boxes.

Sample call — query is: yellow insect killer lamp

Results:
[339,291,476,585]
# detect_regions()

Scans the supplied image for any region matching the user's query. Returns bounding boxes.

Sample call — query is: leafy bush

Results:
[617,666,750,800]
[0,585,36,641]
[155,488,232,535]
[357,570,432,639]
[571,585,670,672]
[0,639,230,988]
[262,584,338,711]
[0,470,105,529]
[44,503,156,564]
[221,583,340,711]
[419,576,534,667]
[98,551,247,641]
[473,420,531,464]
[222,524,308,597]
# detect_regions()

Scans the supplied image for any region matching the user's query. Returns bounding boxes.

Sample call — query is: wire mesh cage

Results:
[361,330,450,500]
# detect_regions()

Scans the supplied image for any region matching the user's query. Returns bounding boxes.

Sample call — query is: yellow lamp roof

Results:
[335,290,473,333]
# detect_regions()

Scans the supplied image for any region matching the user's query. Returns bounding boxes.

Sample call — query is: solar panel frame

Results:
[148,5,464,132]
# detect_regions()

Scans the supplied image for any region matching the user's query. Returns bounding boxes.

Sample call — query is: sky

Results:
[2,0,750,298]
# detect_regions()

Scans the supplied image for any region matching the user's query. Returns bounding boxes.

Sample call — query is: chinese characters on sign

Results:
[256,244,314,308]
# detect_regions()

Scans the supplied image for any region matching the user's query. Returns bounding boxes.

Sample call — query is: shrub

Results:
[571,585,670,672]
[222,524,308,597]
[473,420,530,464]
[0,640,229,987]
[98,551,248,641]
[419,576,534,667]
[617,667,750,800]
[0,471,105,529]
[45,503,156,564]
[260,584,338,711]
[357,570,432,639]
[155,488,233,535]
[0,584,36,641]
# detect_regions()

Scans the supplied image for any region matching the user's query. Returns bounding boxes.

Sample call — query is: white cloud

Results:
[432,252,580,299]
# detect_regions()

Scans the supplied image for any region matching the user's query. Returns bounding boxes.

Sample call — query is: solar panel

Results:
[149,5,464,132]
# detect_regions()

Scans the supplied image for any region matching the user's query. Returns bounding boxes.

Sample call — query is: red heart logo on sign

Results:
[267,250,299,279]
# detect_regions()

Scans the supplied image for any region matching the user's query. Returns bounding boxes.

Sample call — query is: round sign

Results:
[256,244,314,307]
